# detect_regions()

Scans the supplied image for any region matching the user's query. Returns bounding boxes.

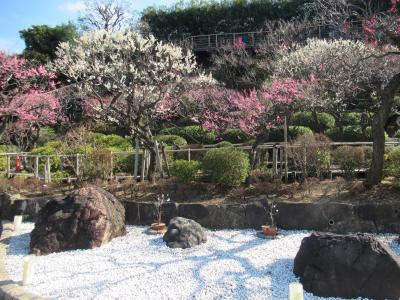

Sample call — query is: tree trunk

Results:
[366,73,400,187]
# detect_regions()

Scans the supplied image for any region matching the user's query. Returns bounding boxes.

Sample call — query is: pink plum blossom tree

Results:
[0,51,61,150]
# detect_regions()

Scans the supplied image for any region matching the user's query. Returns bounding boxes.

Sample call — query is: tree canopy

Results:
[141,0,310,40]
[19,23,78,63]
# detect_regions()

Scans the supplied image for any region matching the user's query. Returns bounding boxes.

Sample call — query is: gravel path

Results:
[5,223,400,300]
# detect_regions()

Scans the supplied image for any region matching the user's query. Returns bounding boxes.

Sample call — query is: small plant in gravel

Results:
[151,193,170,233]
[262,202,279,237]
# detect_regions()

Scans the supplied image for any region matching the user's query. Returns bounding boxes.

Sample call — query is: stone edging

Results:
[0,222,44,300]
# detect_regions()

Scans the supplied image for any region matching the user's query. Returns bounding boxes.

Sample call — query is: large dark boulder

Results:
[30,186,126,255]
[294,232,400,300]
[163,217,207,249]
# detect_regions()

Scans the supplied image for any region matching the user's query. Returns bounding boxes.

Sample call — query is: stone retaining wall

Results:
[1,193,399,234]
[124,200,400,234]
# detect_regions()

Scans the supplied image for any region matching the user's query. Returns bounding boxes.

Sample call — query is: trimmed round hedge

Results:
[221,128,252,143]
[155,134,187,146]
[159,126,216,144]
[292,112,335,132]
[202,148,250,186]
[268,126,313,142]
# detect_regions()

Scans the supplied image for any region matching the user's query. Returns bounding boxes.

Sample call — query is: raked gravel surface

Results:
[5,223,400,300]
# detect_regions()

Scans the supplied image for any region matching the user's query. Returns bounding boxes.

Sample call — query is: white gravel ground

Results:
[5,223,400,300]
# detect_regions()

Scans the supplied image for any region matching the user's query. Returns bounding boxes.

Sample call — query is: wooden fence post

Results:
[134,138,139,179]
[140,149,146,181]
[6,155,11,178]
[34,156,39,179]
[45,156,51,183]
[272,148,278,175]
[284,116,289,183]
[188,148,191,161]
[75,154,80,178]
[161,145,171,178]
[154,141,164,178]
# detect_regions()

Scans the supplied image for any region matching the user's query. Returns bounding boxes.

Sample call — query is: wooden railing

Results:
[1,141,399,183]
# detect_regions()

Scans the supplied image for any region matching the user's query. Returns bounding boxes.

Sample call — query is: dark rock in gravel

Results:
[294,232,400,300]
[163,217,207,249]
[30,186,126,255]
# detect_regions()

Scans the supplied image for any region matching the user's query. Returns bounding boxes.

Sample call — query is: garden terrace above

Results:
[184,22,364,53]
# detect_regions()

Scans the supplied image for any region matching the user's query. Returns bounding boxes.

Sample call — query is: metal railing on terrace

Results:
[183,22,364,52]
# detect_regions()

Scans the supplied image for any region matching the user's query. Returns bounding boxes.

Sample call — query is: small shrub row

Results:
[171,147,250,186]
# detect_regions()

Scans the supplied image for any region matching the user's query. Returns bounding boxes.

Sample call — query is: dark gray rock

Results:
[163,217,207,249]
[294,232,400,300]
[30,186,126,255]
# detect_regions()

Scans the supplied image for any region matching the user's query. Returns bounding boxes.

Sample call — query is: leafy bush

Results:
[221,128,253,143]
[269,126,313,142]
[327,126,388,142]
[341,112,362,126]
[82,148,113,181]
[248,168,275,184]
[216,141,234,148]
[333,146,367,180]
[394,129,400,138]
[31,141,63,170]
[171,160,201,182]
[37,127,58,146]
[292,112,335,132]
[94,133,132,151]
[202,148,250,186]
[386,147,400,178]
[288,134,331,179]
[160,126,216,144]
[155,134,187,146]
[326,126,365,142]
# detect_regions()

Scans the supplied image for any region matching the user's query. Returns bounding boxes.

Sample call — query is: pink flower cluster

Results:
[0,51,61,134]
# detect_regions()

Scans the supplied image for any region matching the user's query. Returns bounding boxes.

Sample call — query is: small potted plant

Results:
[262,202,279,237]
[150,193,170,233]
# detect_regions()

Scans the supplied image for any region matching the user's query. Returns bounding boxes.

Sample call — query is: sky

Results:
[0,0,178,54]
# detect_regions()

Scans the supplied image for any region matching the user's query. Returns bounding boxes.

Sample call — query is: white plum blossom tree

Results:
[53,29,207,180]
[276,39,400,185]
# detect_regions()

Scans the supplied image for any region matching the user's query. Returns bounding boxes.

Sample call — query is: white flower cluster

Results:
[52,29,200,137]
[275,39,400,110]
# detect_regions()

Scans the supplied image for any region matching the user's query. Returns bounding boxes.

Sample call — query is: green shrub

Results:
[269,126,313,142]
[31,141,63,170]
[171,160,201,182]
[37,127,58,146]
[202,148,250,186]
[341,112,362,126]
[394,130,400,138]
[333,146,367,180]
[292,112,335,132]
[155,134,187,146]
[82,148,113,180]
[160,126,216,144]
[221,128,252,143]
[386,147,400,178]
[327,126,387,142]
[216,141,234,148]
[95,133,132,151]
